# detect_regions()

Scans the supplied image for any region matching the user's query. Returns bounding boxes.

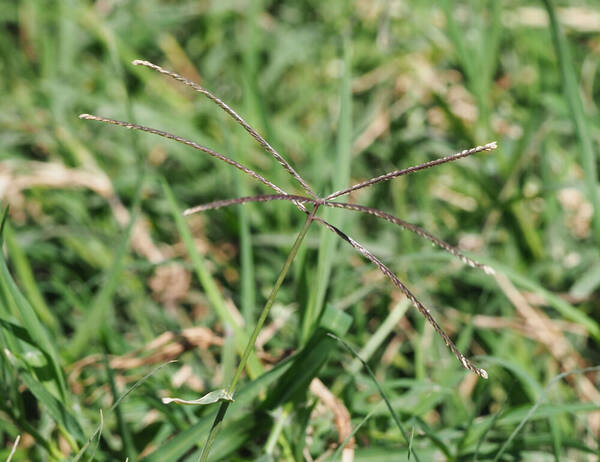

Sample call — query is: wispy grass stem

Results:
[198,205,319,461]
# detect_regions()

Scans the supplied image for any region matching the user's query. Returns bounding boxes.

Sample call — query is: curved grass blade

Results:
[328,333,420,461]
[84,410,103,462]
[74,361,176,462]
[493,366,600,462]
[0,236,69,400]
[71,409,104,462]
[0,205,9,238]
[4,223,57,332]
[3,348,85,444]
[473,398,507,462]
[330,403,381,462]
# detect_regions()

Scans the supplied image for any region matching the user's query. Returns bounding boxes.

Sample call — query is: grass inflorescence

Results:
[1,1,599,460]
[80,59,496,459]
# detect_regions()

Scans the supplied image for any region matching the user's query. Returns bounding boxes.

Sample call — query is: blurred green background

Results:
[1,0,600,460]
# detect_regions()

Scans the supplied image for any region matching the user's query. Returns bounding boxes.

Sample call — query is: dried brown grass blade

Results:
[132,59,318,199]
[184,194,315,216]
[309,378,355,456]
[312,216,488,378]
[322,201,495,275]
[326,142,498,200]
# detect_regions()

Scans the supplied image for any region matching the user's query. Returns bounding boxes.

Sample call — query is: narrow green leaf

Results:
[3,349,84,443]
[75,361,176,462]
[0,206,9,239]
[160,177,263,379]
[302,36,353,342]
[264,324,348,410]
[493,366,600,462]
[4,223,57,332]
[143,355,295,462]
[542,0,600,239]
[319,303,353,337]
[328,333,418,461]
[72,410,103,462]
[330,403,381,462]
[0,243,67,400]
[67,176,144,359]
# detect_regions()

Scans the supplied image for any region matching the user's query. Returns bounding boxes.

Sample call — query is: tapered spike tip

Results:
[483,265,496,275]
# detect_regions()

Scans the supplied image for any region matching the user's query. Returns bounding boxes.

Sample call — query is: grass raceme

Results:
[81,58,498,460]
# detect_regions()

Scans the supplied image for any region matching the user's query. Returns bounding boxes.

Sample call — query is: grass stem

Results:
[199,205,318,462]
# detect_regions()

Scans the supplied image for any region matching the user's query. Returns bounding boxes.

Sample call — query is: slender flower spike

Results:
[80,59,498,380]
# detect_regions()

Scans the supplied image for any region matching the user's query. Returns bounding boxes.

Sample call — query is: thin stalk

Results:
[199,205,319,462]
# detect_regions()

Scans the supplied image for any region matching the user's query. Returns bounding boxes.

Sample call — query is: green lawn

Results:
[1,0,599,460]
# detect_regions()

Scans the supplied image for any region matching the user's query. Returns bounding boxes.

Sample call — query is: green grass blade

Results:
[549,417,562,462]
[330,403,381,462]
[493,366,600,461]
[160,177,263,379]
[0,236,67,400]
[3,348,84,444]
[143,355,296,462]
[302,36,353,342]
[348,299,409,375]
[236,0,262,324]
[67,176,144,359]
[328,333,419,461]
[200,210,317,462]
[72,410,103,462]
[236,180,256,325]
[102,352,136,461]
[74,361,175,462]
[3,223,57,332]
[542,0,600,239]
[0,206,9,237]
